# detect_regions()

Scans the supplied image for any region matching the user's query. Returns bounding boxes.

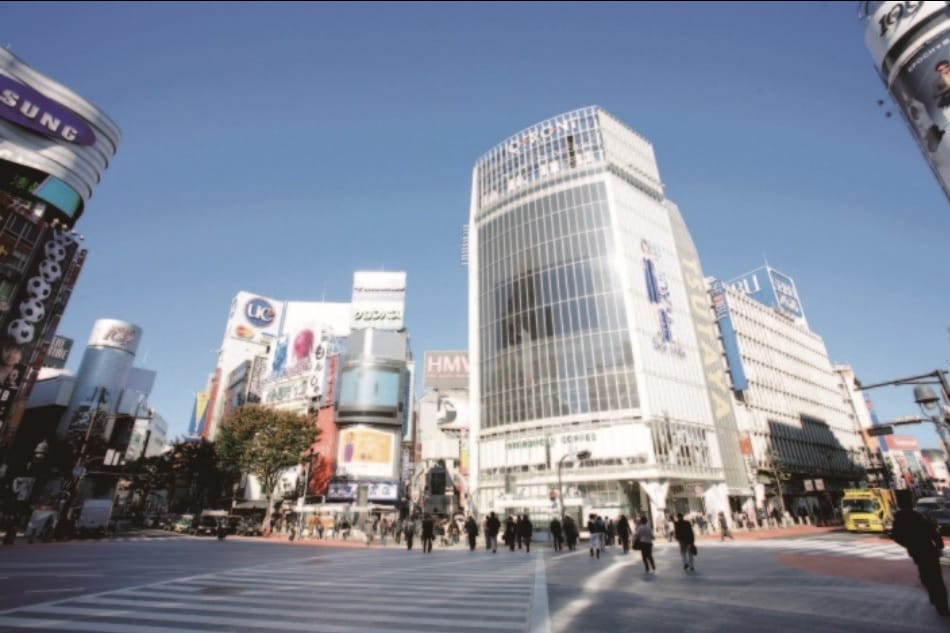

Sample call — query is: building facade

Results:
[468,107,748,527]
[0,48,120,448]
[711,270,868,519]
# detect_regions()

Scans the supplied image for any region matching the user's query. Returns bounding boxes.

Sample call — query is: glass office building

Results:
[468,107,749,523]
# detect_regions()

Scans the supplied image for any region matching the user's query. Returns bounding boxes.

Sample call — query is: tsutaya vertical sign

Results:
[351,271,406,331]
[666,201,750,492]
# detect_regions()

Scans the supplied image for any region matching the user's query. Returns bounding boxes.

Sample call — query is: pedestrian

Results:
[892,493,949,616]
[421,514,435,553]
[404,519,415,550]
[771,506,783,528]
[588,514,604,559]
[667,514,676,542]
[380,517,389,547]
[518,513,533,553]
[363,517,374,546]
[563,515,578,551]
[718,511,734,541]
[634,515,656,573]
[606,518,615,549]
[486,512,501,553]
[515,515,523,550]
[674,512,696,572]
[504,516,516,551]
[616,514,631,554]
[464,515,479,551]
[550,516,563,552]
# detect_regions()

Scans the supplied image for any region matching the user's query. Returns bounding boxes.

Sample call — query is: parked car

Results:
[173,514,195,533]
[192,510,228,536]
[237,519,263,536]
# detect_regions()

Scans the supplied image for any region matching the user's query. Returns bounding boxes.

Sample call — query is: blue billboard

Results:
[728,266,805,323]
[709,281,748,392]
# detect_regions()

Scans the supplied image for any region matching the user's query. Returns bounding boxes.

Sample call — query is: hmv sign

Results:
[424,351,469,390]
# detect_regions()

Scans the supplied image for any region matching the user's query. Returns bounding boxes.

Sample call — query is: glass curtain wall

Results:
[478,180,638,429]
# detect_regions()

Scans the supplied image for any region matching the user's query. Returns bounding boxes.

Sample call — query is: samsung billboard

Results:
[0,48,120,227]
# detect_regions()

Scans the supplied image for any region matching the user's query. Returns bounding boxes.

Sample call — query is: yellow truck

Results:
[841,488,895,534]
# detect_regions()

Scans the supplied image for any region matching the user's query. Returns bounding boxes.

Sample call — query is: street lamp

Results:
[856,370,950,484]
[297,449,315,535]
[557,449,591,520]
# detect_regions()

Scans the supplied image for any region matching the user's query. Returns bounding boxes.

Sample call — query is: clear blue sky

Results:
[4,2,948,447]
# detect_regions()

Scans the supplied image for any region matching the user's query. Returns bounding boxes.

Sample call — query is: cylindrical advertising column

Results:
[862,1,950,202]
[55,319,142,438]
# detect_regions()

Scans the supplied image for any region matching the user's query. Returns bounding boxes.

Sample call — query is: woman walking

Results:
[634,515,656,573]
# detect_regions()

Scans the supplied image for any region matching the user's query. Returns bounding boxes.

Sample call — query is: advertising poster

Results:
[350,271,406,331]
[337,426,396,478]
[889,23,950,201]
[0,211,80,422]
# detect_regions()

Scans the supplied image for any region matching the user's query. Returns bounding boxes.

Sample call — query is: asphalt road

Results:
[0,531,945,633]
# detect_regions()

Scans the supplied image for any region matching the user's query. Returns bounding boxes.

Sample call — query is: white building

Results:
[467,107,749,525]
[710,269,867,517]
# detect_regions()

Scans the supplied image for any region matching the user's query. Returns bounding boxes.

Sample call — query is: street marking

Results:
[530,554,551,633]
[24,588,85,594]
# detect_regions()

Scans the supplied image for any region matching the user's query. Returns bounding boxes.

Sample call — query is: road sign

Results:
[866,426,894,437]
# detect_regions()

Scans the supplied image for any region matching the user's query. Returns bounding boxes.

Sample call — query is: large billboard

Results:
[42,335,73,369]
[728,266,806,324]
[226,292,282,345]
[864,2,950,202]
[424,351,469,390]
[336,425,398,479]
[351,271,406,331]
[0,48,120,227]
[0,219,83,423]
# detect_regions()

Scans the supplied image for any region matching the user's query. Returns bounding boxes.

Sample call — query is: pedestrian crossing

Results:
[0,549,542,633]
[693,537,909,561]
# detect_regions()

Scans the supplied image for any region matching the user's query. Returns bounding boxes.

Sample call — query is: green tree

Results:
[216,405,316,530]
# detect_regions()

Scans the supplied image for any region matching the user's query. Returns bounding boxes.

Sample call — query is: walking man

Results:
[563,515,578,552]
[404,518,415,550]
[588,514,604,559]
[892,493,949,616]
[486,512,501,553]
[674,513,696,571]
[616,514,632,554]
[634,515,656,573]
[518,513,534,553]
[421,514,435,553]
[718,511,734,541]
[464,514,479,551]
[550,516,563,552]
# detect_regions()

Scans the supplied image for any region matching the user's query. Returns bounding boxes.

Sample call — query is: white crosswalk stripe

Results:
[694,537,908,560]
[0,550,542,632]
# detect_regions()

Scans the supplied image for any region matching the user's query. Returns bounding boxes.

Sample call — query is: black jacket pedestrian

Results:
[674,517,695,545]
[892,508,948,615]
[517,515,534,552]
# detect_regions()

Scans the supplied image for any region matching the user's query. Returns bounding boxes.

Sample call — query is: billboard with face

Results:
[864,2,950,202]
[0,211,82,423]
